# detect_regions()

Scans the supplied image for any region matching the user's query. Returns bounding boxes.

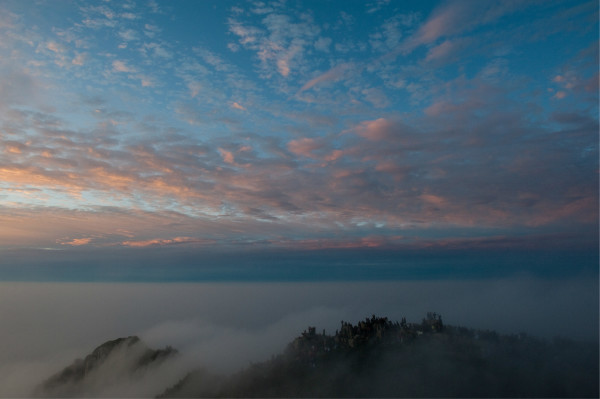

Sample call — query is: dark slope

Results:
[34,336,177,397]
[33,315,598,398]
[161,315,599,398]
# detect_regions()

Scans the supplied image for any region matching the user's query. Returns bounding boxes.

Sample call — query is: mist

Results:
[0,277,597,397]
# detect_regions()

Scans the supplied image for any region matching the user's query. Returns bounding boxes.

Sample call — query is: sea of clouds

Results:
[0,277,597,396]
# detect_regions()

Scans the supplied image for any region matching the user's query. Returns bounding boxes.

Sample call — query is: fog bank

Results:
[0,278,597,396]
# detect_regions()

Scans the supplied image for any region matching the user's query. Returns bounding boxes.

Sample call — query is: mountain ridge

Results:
[160,314,599,398]
[34,314,599,398]
[34,335,177,397]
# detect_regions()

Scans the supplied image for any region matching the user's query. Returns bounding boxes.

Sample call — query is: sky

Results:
[0,0,598,281]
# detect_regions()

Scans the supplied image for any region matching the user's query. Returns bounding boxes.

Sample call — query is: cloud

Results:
[227,7,320,82]
[45,41,64,54]
[298,63,353,93]
[143,42,172,59]
[0,278,597,395]
[553,90,567,99]
[230,102,246,111]
[396,1,529,57]
[425,38,467,62]
[121,237,215,248]
[276,56,290,77]
[0,0,596,260]
[361,87,390,108]
[60,237,94,246]
[415,2,463,44]
[352,118,396,141]
[314,36,332,52]
[112,60,134,73]
[139,75,155,87]
[287,138,321,157]
[366,0,391,14]
[118,29,139,42]
[420,193,446,207]
[218,148,235,164]
[71,52,86,66]
[0,91,596,249]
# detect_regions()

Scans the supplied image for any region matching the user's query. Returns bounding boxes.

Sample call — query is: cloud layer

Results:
[0,0,597,262]
[0,279,597,396]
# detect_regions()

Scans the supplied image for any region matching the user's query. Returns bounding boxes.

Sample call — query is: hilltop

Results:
[34,336,177,397]
[33,314,599,398]
[161,314,598,397]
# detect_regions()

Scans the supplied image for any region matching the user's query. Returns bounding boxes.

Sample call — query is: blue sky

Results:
[0,0,597,280]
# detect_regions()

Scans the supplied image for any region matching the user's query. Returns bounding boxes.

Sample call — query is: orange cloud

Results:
[0,166,82,194]
[90,168,135,190]
[121,237,215,247]
[60,237,93,246]
[5,145,22,154]
[218,148,235,164]
[230,102,246,111]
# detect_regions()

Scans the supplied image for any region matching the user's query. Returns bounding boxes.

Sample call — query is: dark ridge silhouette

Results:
[160,314,598,398]
[33,315,599,398]
[34,336,177,397]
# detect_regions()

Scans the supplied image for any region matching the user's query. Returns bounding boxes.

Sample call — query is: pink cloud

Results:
[399,2,466,53]
[424,100,463,116]
[553,91,567,100]
[287,138,321,157]
[46,41,64,54]
[276,46,301,77]
[420,194,446,207]
[298,63,352,93]
[417,6,460,44]
[323,149,344,162]
[353,118,394,141]
[374,161,406,181]
[425,39,457,62]
[399,2,521,56]
[277,58,290,77]
[218,148,235,164]
[140,76,155,87]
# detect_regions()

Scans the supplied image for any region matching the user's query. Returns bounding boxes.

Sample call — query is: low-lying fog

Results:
[0,277,597,397]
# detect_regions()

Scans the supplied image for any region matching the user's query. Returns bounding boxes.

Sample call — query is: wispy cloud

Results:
[60,237,94,246]
[122,237,215,248]
[112,59,135,73]
[298,63,353,93]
